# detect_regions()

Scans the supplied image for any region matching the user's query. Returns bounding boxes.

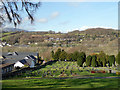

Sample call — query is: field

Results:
[2,61,120,88]
[2,78,119,88]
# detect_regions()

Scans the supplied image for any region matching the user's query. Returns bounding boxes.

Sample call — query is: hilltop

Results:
[2,27,119,58]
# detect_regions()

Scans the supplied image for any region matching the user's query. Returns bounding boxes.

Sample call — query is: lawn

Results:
[2,61,120,89]
[2,78,119,88]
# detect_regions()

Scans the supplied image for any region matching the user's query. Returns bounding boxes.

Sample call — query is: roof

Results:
[18,59,34,66]
[2,52,37,65]
[19,59,29,66]
[0,63,14,68]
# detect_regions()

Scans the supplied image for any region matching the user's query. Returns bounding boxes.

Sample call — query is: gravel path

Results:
[22,76,120,80]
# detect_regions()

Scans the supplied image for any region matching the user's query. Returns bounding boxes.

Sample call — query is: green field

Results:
[2,61,120,88]
[2,78,119,88]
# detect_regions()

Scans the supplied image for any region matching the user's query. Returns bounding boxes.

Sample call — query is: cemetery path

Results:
[22,76,120,80]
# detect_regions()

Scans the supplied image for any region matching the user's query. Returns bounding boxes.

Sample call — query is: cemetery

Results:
[18,61,119,78]
[2,61,120,88]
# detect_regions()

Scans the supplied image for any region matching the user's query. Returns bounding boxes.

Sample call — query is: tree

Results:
[101,56,106,67]
[77,57,84,67]
[98,51,107,67]
[116,51,120,65]
[66,53,73,61]
[79,52,86,63]
[91,55,97,67]
[86,55,92,67]
[108,55,115,66]
[73,51,80,61]
[77,52,86,67]
[59,50,67,61]
[51,50,55,60]
[0,1,40,27]
[54,48,61,60]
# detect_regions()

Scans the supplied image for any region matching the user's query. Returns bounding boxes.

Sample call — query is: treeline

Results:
[51,48,120,67]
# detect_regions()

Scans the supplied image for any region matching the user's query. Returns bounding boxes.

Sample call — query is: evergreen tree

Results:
[77,57,83,67]
[54,48,61,60]
[116,51,120,65]
[99,51,106,67]
[73,51,80,61]
[101,56,106,67]
[91,55,97,67]
[77,52,86,67]
[79,52,86,62]
[51,50,55,60]
[108,55,115,66]
[86,55,92,67]
[66,53,73,61]
[59,50,67,61]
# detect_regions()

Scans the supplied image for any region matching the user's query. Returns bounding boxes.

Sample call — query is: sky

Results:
[4,2,118,33]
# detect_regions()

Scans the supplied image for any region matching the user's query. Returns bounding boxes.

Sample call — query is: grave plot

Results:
[19,61,118,78]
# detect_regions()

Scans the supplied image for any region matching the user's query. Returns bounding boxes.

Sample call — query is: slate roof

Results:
[2,52,37,65]
[19,59,29,66]
[0,63,14,68]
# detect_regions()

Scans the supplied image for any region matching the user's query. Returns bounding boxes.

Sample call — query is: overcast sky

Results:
[4,2,118,33]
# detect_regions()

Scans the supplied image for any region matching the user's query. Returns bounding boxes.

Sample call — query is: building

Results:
[14,55,37,68]
[1,52,38,74]
[0,63,14,74]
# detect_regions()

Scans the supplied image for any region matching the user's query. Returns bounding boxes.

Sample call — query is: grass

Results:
[2,78,119,88]
[17,61,119,78]
[2,61,120,88]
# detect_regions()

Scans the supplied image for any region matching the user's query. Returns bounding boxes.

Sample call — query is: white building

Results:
[14,58,36,68]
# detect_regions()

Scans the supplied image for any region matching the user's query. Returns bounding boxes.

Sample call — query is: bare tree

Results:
[0,0,40,27]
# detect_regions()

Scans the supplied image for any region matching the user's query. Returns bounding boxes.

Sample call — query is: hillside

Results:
[2,28,119,57]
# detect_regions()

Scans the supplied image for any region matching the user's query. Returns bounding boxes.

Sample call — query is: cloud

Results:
[38,18,48,23]
[80,26,117,30]
[34,11,60,24]
[50,12,60,19]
